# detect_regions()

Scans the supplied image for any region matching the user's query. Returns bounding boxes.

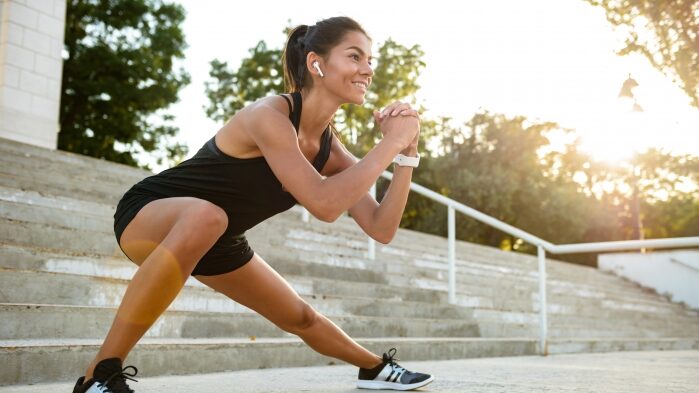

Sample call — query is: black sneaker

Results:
[72,358,138,393]
[357,348,434,390]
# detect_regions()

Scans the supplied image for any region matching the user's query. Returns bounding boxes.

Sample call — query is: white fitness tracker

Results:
[393,153,420,167]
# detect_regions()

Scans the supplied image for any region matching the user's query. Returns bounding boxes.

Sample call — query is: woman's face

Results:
[321,31,374,105]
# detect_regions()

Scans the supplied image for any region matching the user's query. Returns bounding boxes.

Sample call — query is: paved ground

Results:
[3,350,698,392]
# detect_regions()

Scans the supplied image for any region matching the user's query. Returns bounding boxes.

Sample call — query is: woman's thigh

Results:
[118,197,228,266]
[195,253,316,333]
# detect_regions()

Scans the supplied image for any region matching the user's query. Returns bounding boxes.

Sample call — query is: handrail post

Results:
[448,205,456,304]
[537,244,548,356]
[367,183,376,260]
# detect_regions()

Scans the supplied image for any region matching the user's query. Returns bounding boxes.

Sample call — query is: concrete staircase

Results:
[1,137,697,386]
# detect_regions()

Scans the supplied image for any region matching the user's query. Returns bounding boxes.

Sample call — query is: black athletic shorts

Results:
[113,191,255,276]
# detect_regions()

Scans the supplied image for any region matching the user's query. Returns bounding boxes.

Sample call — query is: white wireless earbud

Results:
[312,61,324,78]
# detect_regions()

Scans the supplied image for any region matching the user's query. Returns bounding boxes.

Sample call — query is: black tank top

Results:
[126,92,332,235]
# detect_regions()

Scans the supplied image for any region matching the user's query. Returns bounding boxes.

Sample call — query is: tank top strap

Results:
[279,93,299,133]
[279,94,293,118]
[290,92,302,132]
[312,126,333,172]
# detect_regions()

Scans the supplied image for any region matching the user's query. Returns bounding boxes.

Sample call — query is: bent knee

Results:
[281,301,318,333]
[182,200,229,237]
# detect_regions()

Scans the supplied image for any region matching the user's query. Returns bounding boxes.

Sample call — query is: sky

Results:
[158,0,699,172]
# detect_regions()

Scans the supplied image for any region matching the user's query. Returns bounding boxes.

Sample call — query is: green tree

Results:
[404,112,593,247]
[60,0,191,168]
[584,0,699,108]
[204,41,284,123]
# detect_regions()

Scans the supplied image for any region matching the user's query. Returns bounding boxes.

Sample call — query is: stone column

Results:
[0,0,66,149]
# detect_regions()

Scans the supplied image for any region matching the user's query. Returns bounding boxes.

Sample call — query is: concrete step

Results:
[1,265,694,339]
[0,211,688,324]
[0,156,134,196]
[0,268,476,320]
[3,348,699,392]
[0,171,125,205]
[254,239,682,311]
[0,176,644,292]
[250,216,664,293]
[0,205,679,318]
[0,243,617,318]
[13,302,674,341]
[474,308,697,337]
[0,137,148,181]
[475,320,696,338]
[1,336,696,386]
[0,182,656,304]
[0,336,538,385]
[0,152,144,188]
[287,215,648,290]
[0,203,647,303]
[3,240,693,326]
[0,241,390,286]
[546,337,698,355]
[0,195,113,234]
[0,217,120,256]
[1,303,479,340]
[0,185,113,218]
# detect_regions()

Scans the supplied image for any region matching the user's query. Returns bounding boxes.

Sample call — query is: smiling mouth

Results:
[352,82,368,91]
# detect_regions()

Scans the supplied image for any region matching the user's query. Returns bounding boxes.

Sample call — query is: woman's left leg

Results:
[195,253,382,369]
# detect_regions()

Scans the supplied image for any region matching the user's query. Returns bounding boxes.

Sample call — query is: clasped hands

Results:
[373,102,421,154]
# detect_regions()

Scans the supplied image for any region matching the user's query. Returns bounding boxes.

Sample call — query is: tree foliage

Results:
[204,41,284,123]
[60,0,191,168]
[404,113,598,252]
[584,0,699,108]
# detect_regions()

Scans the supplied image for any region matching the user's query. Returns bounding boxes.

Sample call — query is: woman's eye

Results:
[351,54,360,61]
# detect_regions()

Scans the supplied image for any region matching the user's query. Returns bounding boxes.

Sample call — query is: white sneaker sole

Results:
[357,375,434,390]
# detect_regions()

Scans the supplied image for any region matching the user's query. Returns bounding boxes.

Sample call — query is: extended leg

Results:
[196,254,383,369]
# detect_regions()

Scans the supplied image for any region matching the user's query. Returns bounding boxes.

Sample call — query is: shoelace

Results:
[383,347,400,367]
[383,348,407,382]
[96,365,138,393]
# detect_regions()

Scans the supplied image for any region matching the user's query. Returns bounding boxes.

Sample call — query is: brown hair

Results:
[282,17,370,93]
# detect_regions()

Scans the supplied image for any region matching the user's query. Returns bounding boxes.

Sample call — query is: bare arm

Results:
[330,141,415,243]
[243,103,416,221]
[331,105,421,242]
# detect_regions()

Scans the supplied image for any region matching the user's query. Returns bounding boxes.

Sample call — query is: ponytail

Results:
[282,25,310,93]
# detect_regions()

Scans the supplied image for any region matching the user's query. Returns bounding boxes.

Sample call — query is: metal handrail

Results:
[365,170,699,356]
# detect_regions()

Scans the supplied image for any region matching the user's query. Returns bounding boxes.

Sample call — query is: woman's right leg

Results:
[83,197,228,380]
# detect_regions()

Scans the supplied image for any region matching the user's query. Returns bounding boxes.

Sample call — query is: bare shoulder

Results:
[243,95,293,126]
[215,95,293,159]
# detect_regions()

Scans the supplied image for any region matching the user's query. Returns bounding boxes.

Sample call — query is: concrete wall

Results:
[599,250,699,310]
[0,0,66,149]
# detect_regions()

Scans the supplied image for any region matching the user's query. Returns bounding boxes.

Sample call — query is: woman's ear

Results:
[306,52,324,78]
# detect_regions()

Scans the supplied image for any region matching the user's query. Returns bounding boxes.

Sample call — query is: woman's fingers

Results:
[391,103,414,116]
[380,102,402,118]
[381,103,419,118]
[397,108,420,118]
[380,101,416,118]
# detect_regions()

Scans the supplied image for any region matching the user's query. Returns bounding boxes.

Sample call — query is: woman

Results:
[73,16,433,392]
